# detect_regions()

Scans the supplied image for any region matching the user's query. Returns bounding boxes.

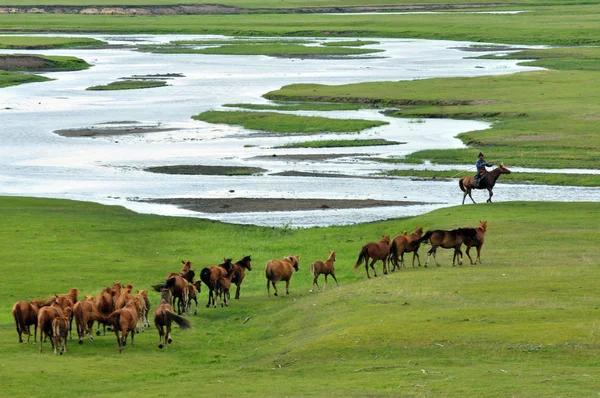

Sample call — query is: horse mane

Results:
[236,255,252,268]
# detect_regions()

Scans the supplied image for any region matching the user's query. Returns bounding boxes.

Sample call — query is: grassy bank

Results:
[145,165,267,176]
[0,54,90,71]
[224,103,362,111]
[0,197,598,396]
[265,47,600,170]
[276,138,402,148]
[192,110,387,134]
[0,69,49,87]
[0,5,598,46]
[0,35,104,49]
[86,79,167,91]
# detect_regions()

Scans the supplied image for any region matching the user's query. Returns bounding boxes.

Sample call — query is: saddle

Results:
[474,174,488,189]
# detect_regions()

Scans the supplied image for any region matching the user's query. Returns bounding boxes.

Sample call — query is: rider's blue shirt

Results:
[476,159,493,173]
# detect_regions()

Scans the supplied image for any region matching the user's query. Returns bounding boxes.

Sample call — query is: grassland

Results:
[145,165,267,176]
[0,54,90,71]
[192,110,387,134]
[322,40,380,47]
[0,197,598,397]
[224,102,362,111]
[0,70,49,87]
[276,138,402,148]
[86,79,168,91]
[0,35,104,49]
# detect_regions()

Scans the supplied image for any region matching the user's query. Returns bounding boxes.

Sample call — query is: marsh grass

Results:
[86,79,168,91]
[0,70,49,87]
[0,35,104,49]
[322,39,380,47]
[223,102,362,111]
[276,138,402,148]
[0,197,598,397]
[192,110,388,134]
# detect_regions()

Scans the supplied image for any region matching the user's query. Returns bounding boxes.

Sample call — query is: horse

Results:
[389,227,424,271]
[154,299,192,349]
[57,288,79,306]
[200,258,233,308]
[231,255,252,300]
[165,261,195,284]
[73,297,105,344]
[216,268,235,307]
[105,301,139,354]
[115,284,135,309]
[353,235,391,278]
[94,287,114,336]
[310,251,338,292]
[137,290,151,329]
[52,307,72,355]
[464,220,488,265]
[265,255,300,297]
[417,228,480,267]
[185,283,199,316]
[12,300,40,343]
[459,163,512,204]
[38,301,64,353]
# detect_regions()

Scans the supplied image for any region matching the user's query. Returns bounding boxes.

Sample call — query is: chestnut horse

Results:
[94,287,114,336]
[353,235,391,278]
[200,258,233,308]
[38,301,64,353]
[105,301,139,354]
[310,251,338,292]
[73,297,105,344]
[185,283,199,316]
[231,255,252,300]
[417,228,480,267]
[154,299,191,349]
[459,163,511,204]
[216,270,235,307]
[12,300,41,343]
[265,255,300,297]
[464,220,488,265]
[52,307,72,355]
[389,227,424,271]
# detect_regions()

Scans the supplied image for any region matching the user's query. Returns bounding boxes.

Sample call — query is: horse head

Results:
[414,226,424,237]
[498,162,511,174]
[289,255,300,271]
[240,255,252,271]
[382,235,391,244]
[328,251,336,263]
[479,220,488,233]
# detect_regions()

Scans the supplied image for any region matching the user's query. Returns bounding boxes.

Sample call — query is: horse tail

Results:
[459,178,466,192]
[165,277,177,289]
[389,239,398,262]
[12,305,22,334]
[106,310,120,329]
[353,246,369,270]
[151,283,165,292]
[163,310,192,330]
[417,231,432,245]
[310,261,315,276]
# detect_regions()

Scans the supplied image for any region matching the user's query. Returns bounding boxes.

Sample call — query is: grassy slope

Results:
[0,197,598,397]
[0,70,49,87]
[0,6,598,46]
[142,43,384,56]
[192,110,387,134]
[0,36,104,49]
[0,54,91,71]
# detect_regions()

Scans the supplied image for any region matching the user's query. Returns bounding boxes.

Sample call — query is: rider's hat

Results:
[478,152,484,157]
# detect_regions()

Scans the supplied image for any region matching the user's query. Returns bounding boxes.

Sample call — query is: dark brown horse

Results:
[231,255,252,300]
[417,228,480,267]
[12,300,41,343]
[154,299,192,349]
[265,255,300,297]
[464,220,488,265]
[389,227,424,271]
[310,251,338,292]
[353,235,391,278]
[459,163,511,204]
[200,258,233,308]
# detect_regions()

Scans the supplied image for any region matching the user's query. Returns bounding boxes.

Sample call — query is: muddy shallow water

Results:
[1,34,598,227]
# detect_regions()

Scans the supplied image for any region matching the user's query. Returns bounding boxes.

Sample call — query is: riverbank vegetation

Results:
[86,79,168,91]
[0,197,598,396]
[224,103,362,111]
[276,138,402,148]
[192,110,387,134]
[0,69,49,87]
[0,35,104,49]
[145,165,267,176]
[0,54,90,71]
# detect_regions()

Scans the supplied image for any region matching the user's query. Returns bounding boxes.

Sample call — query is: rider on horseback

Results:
[474,152,494,187]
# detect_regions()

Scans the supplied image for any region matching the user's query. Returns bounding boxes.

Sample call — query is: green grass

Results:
[139,43,384,57]
[264,47,600,170]
[379,169,600,187]
[170,39,315,45]
[86,80,168,91]
[475,47,600,71]
[192,110,388,134]
[0,35,104,49]
[0,197,598,397]
[144,165,267,176]
[0,54,91,71]
[223,102,362,111]
[0,5,599,46]
[0,70,49,87]
[276,138,402,148]
[322,40,380,47]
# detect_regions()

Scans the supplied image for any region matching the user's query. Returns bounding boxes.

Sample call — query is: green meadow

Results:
[86,80,168,91]
[276,138,402,148]
[0,70,49,88]
[0,35,104,49]
[0,197,598,397]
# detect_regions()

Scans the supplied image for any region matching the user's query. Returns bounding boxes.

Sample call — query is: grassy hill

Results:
[0,197,598,396]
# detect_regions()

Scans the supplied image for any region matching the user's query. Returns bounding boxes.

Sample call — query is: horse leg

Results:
[400,252,406,269]
[486,188,493,203]
[235,283,241,300]
[158,324,164,349]
[369,258,378,278]
[382,257,388,275]
[285,279,290,295]
[167,323,172,345]
[466,245,474,265]
[413,251,421,267]
[272,281,279,297]
[364,261,371,279]
[310,274,319,293]
[476,244,482,264]
[267,280,271,297]
[206,290,212,308]
[323,274,328,291]
[331,272,340,287]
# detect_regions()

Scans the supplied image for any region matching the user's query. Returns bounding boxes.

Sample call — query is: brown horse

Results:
[137,290,151,329]
[464,220,488,265]
[52,307,72,355]
[154,299,192,349]
[105,301,139,354]
[389,227,424,271]
[38,301,64,353]
[417,228,480,267]
[73,297,105,344]
[185,283,199,316]
[353,235,391,278]
[94,287,114,336]
[310,251,338,292]
[265,255,300,297]
[459,163,511,204]
[12,300,40,343]
[200,258,233,308]
[231,255,252,300]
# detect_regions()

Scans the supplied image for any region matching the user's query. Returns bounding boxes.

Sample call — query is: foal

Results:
[310,251,338,292]
[154,299,191,349]
[52,307,72,355]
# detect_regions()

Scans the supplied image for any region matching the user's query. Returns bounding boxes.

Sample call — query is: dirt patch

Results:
[0,4,509,16]
[140,197,424,213]
[145,165,267,176]
[251,153,366,161]
[0,55,55,71]
[55,126,177,137]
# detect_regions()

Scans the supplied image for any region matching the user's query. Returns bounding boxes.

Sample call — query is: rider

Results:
[474,152,494,186]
